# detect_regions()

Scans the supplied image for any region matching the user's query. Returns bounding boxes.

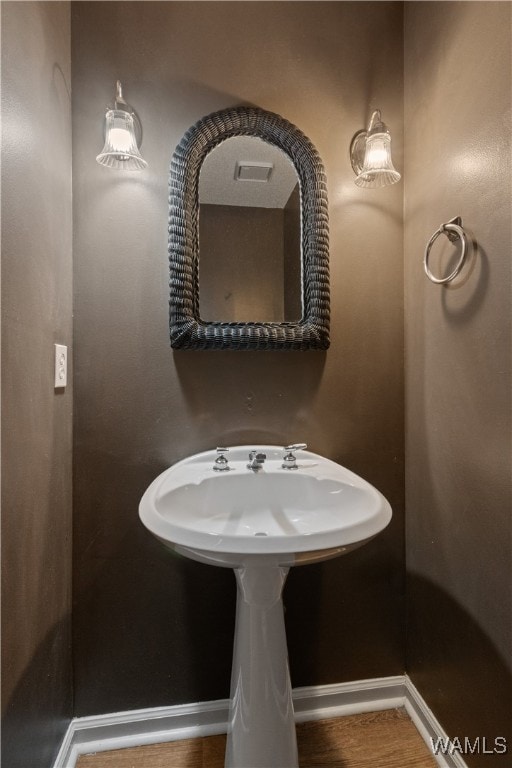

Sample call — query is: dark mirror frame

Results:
[169,106,330,350]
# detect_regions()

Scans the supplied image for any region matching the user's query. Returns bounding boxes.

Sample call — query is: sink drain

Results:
[254,532,268,536]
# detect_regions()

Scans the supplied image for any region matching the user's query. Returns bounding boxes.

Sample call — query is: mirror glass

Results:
[198,137,302,323]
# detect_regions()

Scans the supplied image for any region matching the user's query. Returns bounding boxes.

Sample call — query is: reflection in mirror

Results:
[198,137,302,323]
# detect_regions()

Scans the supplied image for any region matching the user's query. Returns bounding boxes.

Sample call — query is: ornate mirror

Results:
[169,107,330,350]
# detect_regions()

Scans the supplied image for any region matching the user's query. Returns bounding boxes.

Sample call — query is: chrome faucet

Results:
[282,443,307,470]
[247,450,266,471]
[213,447,230,472]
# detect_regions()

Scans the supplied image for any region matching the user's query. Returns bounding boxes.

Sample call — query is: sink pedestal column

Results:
[225,565,298,768]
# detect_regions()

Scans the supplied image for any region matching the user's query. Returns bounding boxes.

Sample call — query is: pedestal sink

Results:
[139,445,392,768]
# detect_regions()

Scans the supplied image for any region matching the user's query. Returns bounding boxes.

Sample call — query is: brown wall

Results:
[1,2,73,766]
[404,3,512,763]
[71,1,404,715]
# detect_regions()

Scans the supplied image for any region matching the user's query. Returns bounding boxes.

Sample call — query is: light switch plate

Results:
[54,344,67,388]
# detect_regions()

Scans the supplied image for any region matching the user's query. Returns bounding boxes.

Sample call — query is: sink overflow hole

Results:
[254,532,268,536]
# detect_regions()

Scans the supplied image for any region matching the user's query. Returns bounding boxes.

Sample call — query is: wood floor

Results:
[77,708,438,768]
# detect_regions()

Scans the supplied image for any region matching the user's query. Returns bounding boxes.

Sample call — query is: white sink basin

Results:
[139,445,391,567]
[139,445,392,768]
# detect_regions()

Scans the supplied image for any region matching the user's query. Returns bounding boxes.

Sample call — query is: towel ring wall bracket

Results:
[424,216,468,285]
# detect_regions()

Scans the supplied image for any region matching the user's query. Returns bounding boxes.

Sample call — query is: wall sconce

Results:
[96,81,147,171]
[350,109,400,188]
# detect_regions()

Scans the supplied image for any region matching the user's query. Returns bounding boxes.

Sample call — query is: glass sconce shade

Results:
[96,83,147,171]
[350,110,400,189]
[96,109,147,170]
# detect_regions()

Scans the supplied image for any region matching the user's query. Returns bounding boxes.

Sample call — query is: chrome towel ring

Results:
[424,216,468,284]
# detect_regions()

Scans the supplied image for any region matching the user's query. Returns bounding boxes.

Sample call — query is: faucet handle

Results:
[284,443,307,452]
[213,447,230,472]
[282,444,307,470]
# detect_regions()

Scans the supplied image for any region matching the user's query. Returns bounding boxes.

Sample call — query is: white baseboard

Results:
[404,679,469,768]
[53,675,468,768]
[53,698,230,768]
[293,675,406,722]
